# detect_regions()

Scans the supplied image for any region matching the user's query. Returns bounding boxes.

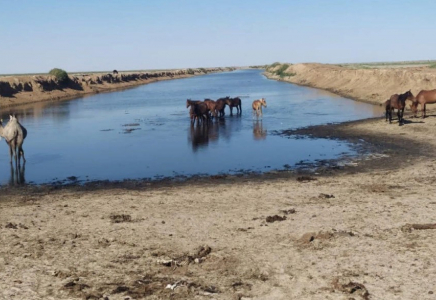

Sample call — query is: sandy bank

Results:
[0,67,235,109]
[265,63,436,105]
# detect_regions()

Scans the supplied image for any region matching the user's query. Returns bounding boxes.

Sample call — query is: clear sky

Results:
[0,0,435,74]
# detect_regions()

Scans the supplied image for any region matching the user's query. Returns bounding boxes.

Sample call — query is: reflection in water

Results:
[0,100,72,124]
[9,162,25,185]
[253,120,267,140]
[189,124,210,151]
[188,116,243,152]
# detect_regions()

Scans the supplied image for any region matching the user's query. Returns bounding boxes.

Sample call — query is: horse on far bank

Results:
[410,89,436,118]
[385,90,414,125]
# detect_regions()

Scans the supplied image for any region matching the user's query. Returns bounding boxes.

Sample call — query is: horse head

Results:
[410,101,419,114]
[261,98,267,107]
[405,90,415,101]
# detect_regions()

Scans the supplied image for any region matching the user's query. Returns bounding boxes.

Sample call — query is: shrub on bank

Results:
[272,63,296,78]
[187,68,195,75]
[49,68,69,83]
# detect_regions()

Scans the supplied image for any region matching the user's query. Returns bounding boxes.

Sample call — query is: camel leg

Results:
[19,145,25,163]
[9,145,13,164]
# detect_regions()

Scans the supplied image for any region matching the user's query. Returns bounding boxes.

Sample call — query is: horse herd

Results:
[384,89,436,125]
[186,97,267,124]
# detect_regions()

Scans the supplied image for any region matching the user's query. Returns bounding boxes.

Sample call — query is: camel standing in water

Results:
[252,98,267,117]
[0,114,27,164]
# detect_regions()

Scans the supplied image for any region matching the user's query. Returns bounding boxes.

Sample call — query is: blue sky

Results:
[0,0,435,74]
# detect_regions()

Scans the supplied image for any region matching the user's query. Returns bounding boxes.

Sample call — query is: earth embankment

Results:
[265,63,436,105]
[0,67,235,109]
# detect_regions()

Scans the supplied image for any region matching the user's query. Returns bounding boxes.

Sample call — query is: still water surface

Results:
[0,69,383,185]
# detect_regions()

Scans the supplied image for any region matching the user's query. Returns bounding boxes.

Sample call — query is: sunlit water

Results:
[0,69,383,185]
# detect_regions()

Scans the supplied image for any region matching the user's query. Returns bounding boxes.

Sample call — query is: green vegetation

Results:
[186,68,195,75]
[49,68,69,83]
[249,65,268,69]
[267,63,296,78]
[429,63,436,68]
[199,68,207,73]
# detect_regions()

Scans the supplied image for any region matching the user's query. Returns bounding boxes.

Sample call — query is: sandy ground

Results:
[2,103,436,299]
[265,63,436,105]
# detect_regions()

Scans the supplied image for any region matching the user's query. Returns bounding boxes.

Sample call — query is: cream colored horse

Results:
[252,98,267,117]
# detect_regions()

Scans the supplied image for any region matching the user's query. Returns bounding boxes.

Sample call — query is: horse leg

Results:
[397,109,401,125]
[239,104,242,115]
[389,109,392,124]
[230,107,233,116]
[385,107,389,122]
[424,104,427,118]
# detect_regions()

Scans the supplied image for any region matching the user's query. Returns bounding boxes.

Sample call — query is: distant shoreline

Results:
[0,67,236,110]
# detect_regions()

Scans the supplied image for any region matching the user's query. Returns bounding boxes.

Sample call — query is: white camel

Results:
[0,114,27,164]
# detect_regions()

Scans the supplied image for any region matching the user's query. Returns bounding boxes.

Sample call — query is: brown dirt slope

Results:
[265,63,436,105]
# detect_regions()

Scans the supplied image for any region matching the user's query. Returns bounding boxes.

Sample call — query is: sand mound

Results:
[266,63,436,105]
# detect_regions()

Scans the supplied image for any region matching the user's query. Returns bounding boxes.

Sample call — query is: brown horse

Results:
[191,102,210,125]
[410,89,436,118]
[225,97,242,115]
[186,99,202,123]
[252,98,267,117]
[386,90,414,125]
[215,97,230,118]
[204,99,218,119]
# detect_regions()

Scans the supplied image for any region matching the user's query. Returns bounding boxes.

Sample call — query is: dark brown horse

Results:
[225,97,242,115]
[386,90,414,125]
[186,99,203,123]
[215,97,230,118]
[191,102,210,125]
[204,99,218,119]
[410,89,436,118]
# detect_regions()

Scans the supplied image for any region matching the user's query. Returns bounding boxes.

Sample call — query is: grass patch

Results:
[429,63,436,68]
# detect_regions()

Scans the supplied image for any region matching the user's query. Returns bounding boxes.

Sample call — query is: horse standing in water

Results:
[386,90,414,125]
[252,98,267,117]
[225,97,242,115]
[410,89,436,118]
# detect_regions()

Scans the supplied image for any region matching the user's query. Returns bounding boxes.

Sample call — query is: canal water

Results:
[0,69,382,185]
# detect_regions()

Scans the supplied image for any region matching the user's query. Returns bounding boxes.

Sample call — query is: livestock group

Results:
[186,97,267,125]
[384,89,436,125]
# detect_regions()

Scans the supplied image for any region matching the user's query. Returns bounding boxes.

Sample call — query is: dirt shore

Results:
[265,63,436,105]
[0,67,234,110]
[2,105,436,299]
